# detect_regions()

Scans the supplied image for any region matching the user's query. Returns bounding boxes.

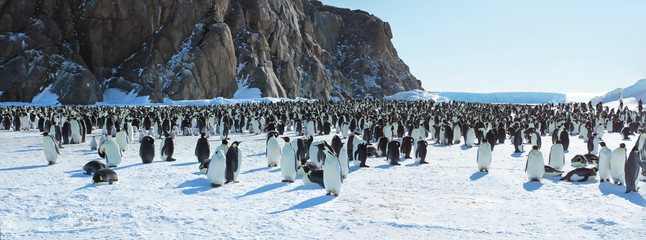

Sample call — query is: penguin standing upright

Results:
[115,125,128,152]
[226,141,242,183]
[598,142,612,182]
[338,146,349,178]
[377,136,388,157]
[215,139,229,155]
[207,150,227,187]
[195,133,210,163]
[354,143,369,168]
[548,140,565,171]
[610,143,627,185]
[99,139,122,167]
[587,133,599,155]
[160,133,176,161]
[266,134,281,167]
[42,132,60,165]
[387,140,401,165]
[625,149,641,193]
[477,139,492,172]
[513,129,524,153]
[415,140,428,164]
[139,136,155,164]
[89,136,98,150]
[318,143,342,196]
[465,127,476,147]
[280,137,297,182]
[400,136,414,159]
[560,130,570,151]
[525,145,545,182]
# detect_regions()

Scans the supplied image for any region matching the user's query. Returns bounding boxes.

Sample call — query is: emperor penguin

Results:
[587,133,599,155]
[415,140,428,164]
[92,168,118,185]
[225,141,242,183]
[598,142,612,182]
[301,165,325,188]
[139,136,155,164]
[83,160,106,175]
[280,137,297,182]
[465,126,476,147]
[387,140,401,165]
[42,132,60,165]
[215,139,229,155]
[529,132,541,150]
[354,143,369,168]
[70,118,82,144]
[400,136,414,159]
[560,130,570,151]
[513,129,525,153]
[90,136,98,150]
[115,125,128,152]
[338,146,349,179]
[266,134,281,167]
[525,145,545,182]
[377,136,388,157]
[207,150,227,187]
[195,133,210,163]
[560,167,598,182]
[99,139,122,167]
[625,149,641,193]
[160,133,176,161]
[548,140,565,171]
[610,143,627,185]
[477,139,492,172]
[318,143,342,196]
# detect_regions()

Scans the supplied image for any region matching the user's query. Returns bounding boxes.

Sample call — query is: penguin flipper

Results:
[578,175,590,182]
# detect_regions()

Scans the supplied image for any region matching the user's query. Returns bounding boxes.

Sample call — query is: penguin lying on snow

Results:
[570,154,587,167]
[83,160,106,175]
[543,165,564,177]
[560,167,598,182]
[93,168,118,185]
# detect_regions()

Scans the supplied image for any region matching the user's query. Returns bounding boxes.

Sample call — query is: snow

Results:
[98,89,151,106]
[1,115,644,238]
[565,92,605,103]
[384,89,448,102]
[233,81,262,99]
[30,85,60,106]
[591,79,646,104]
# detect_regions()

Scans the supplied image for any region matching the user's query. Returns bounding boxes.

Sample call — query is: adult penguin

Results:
[62,120,71,144]
[115,125,128,152]
[92,168,119,185]
[42,132,60,165]
[415,140,428,164]
[99,139,122,167]
[301,165,325,188]
[280,137,297,182]
[465,126,476,147]
[83,160,106,175]
[195,133,210,163]
[354,143,369,168]
[207,150,226,187]
[139,136,155,164]
[477,139,492,172]
[559,129,570,151]
[362,128,373,144]
[621,127,632,140]
[215,139,229,155]
[225,141,242,183]
[318,143,342,196]
[497,126,506,144]
[587,133,599,155]
[513,129,524,153]
[525,145,545,182]
[265,133,281,167]
[560,167,598,182]
[346,133,356,161]
[70,118,82,144]
[387,140,401,165]
[610,143,627,185]
[377,136,388,157]
[401,136,414,159]
[548,140,565,171]
[529,132,541,150]
[625,148,641,193]
[338,146,350,179]
[598,142,612,182]
[331,135,343,155]
[160,133,176,162]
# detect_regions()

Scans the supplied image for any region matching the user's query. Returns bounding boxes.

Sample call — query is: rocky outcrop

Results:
[0,0,422,104]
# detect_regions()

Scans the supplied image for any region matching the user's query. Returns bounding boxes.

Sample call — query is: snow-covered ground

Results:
[1,123,644,239]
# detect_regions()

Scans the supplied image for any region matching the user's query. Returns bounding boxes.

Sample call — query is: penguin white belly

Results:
[610,151,626,184]
[302,174,317,186]
[598,149,611,180]
[526,152,545,181]
[207,151,226,186]
[548,145,565,171]
[309,144,320,164]
[43,138,58,164]
[338,148,349,178]
[266,139,281,167]
[280,145,296,181]
[71,121,81,144]
[323,160,342,196]
[233,149,242,181]
[115,132,128,151]
[466,130,476,147]
[160,139,168,161]
[570,174,596,182]
[477,143,492,171]
[102,141,122,167]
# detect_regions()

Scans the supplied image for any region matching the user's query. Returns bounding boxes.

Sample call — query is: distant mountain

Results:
[0,0,422,104]
[590,79,646,104]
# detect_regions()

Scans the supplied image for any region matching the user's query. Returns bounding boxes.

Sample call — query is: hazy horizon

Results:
[322,0,646,93]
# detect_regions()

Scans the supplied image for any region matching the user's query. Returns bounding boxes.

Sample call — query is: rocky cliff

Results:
[0,0,422,104]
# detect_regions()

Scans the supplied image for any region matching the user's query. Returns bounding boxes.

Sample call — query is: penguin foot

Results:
[211,183,222,187]
[166,158,176,162]
[600,179,605,182]
[419,161,429,164]
[326,192,331,196]
[48,162,55,165]
[281,180,294,183]
[390,162,401,166]
[360,164,370,168]
[225,180,233,183]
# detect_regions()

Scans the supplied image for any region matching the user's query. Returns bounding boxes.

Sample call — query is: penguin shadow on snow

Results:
[65,170,90,178]
[598,183,646,207]
[460,145,472,150]
[236,182,289,199]
[12,148,42,153]
[171,162,198,167]
[73,149,98,155]
[523,181,543,191]
[247,152,265,157]
[242,166,272,174]
[285,184,319,193]
[74,183,96,191]
[269,195,335,214]
[469,171,488,181]
[269,168,281,173]
[0,164,49,171]
[177,178,212,195]
[510,152,523,158]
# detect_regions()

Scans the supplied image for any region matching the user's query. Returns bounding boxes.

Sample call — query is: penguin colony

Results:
[2,99,645,195]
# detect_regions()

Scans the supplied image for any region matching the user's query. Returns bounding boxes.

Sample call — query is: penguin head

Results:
[532,145,539,150]
[592,167,599,173]
[282,137,290,142]
[42,132,49,136]
[302,165,311,174]
[599,142,606,147]
[221,139,228,145]
[201,133,206,138]
[233,141,241,147]
[619,143,626,148]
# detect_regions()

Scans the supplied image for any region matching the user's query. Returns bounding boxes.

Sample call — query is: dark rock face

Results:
[0,0,422,104]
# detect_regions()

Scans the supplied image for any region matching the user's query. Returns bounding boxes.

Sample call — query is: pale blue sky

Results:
[322,0,646,93]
